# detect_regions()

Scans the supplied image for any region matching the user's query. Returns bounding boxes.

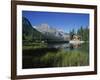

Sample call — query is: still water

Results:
[23,42,89,69]
[48,42,89,52]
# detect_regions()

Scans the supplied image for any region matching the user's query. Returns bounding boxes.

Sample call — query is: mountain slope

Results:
[35,24,70,42]
[22,17,43,41]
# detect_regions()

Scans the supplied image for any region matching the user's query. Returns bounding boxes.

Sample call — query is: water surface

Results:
[22,42,89,69]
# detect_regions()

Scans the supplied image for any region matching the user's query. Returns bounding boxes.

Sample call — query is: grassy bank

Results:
[23,43,89,68]
[40,50,89,67]
[23,43,47,50]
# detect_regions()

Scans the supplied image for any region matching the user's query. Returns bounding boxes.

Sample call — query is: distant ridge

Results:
[22,17,70,42]
[34,23,70,41]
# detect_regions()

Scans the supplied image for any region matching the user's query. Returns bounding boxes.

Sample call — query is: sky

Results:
[22,11,89,33]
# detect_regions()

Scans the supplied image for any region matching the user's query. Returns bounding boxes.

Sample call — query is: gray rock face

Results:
[34,24,70,41]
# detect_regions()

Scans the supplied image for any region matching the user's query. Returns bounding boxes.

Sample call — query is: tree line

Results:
[70,26,89,41]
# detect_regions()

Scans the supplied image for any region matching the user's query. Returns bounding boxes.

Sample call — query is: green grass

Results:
[40,50,89,67]
[23,42,89,67]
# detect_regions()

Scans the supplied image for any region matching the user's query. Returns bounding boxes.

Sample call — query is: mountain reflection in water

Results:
[22,42,89,69]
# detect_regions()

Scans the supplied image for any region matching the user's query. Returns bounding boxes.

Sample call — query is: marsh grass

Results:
[23,43,89,68]
[40,50,89,67]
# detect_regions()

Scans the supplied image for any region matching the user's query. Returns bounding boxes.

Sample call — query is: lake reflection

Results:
[47,42,88,51]
[22,42,89,69]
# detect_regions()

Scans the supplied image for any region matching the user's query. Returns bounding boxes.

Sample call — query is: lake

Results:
[22,42,89,69]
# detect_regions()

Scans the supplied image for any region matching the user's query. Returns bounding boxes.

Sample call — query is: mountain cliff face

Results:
[22,17,70,43]
[22,17,43,41]
[34,24,62,41]
[35,24,70,41]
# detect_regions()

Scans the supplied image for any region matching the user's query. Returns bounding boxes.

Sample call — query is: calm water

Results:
[47,42,89,53]
[22,42,89,69]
